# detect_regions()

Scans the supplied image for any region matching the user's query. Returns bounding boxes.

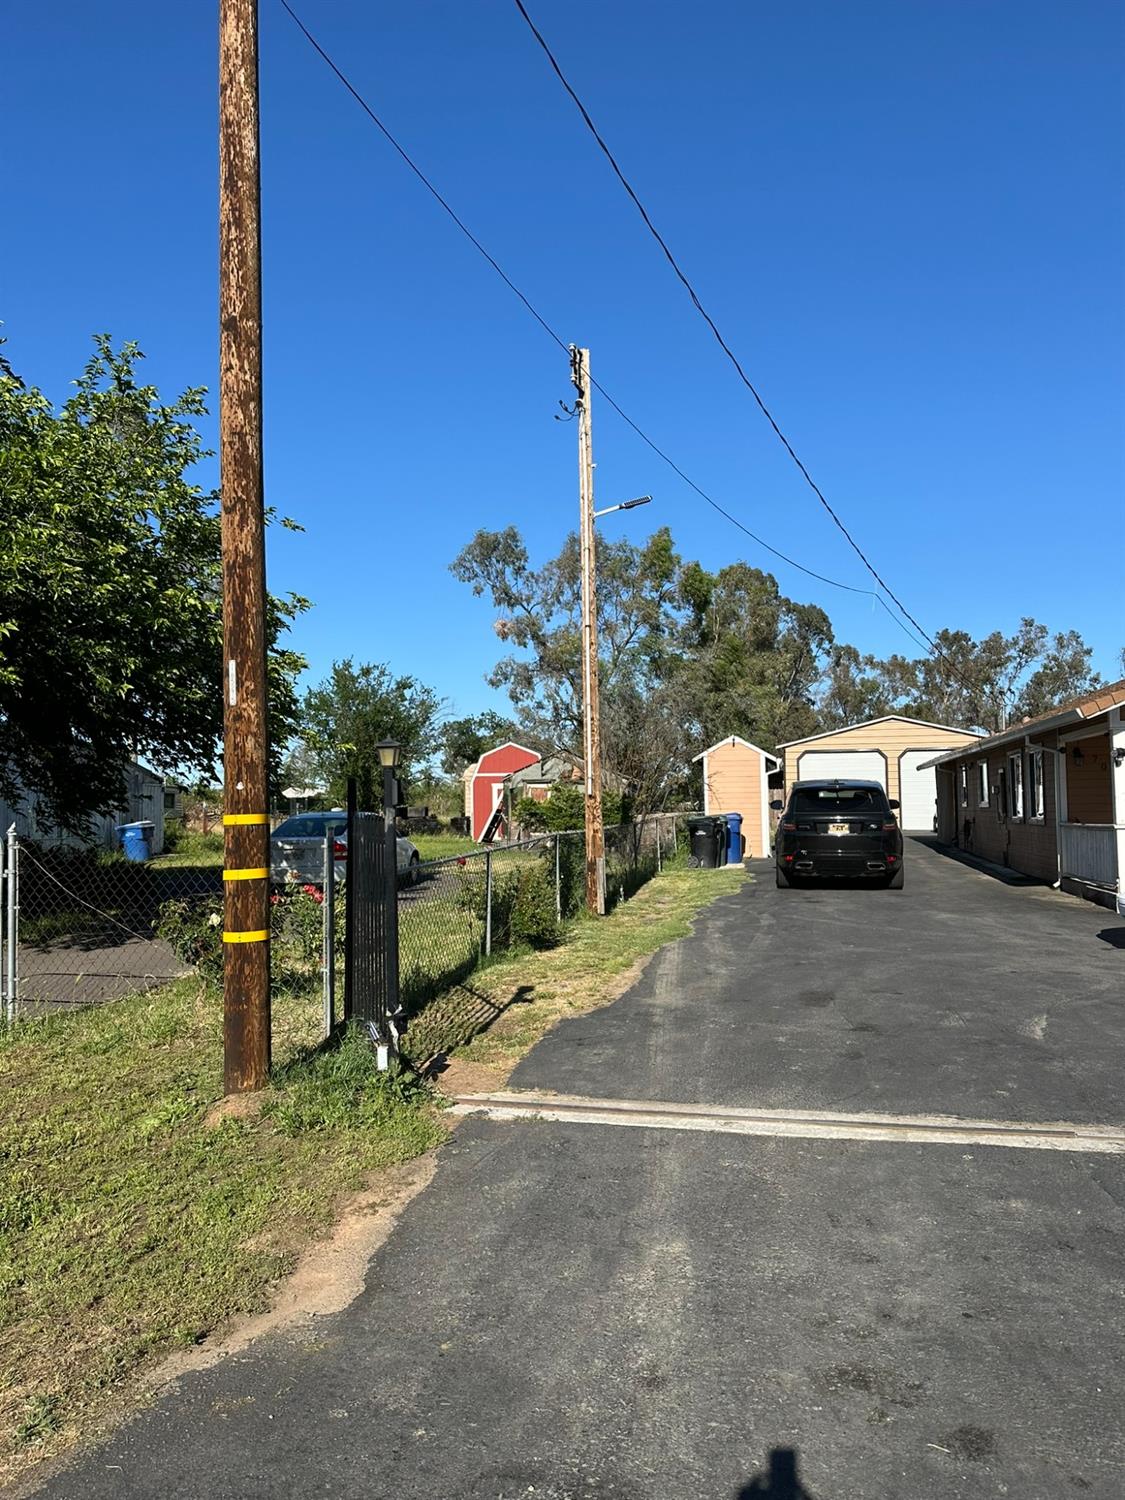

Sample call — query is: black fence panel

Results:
[344,811,390,1031]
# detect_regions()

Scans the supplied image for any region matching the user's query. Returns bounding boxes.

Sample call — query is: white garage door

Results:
[796,750,886,788]
[898,750,941,831]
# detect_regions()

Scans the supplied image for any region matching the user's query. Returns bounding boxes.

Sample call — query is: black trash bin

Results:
[687,814,719,869]
[714,815,729,866]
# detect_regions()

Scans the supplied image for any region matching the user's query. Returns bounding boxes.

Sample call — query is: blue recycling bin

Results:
[117,821,154,862]
[727,811,743,863]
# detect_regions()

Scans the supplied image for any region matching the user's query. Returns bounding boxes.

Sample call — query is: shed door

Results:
[797,749,885,788]
[899,750,941,831]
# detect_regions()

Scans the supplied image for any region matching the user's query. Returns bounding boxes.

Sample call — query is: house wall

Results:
[702,741,771,857]
[783,720,980,805]
[939,736,1059,882]
[0,761,164,854]
[1064,733,1112,824]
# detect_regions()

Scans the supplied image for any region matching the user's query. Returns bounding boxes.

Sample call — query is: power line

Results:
[510,0,946,659]
[278,0,876,606]
[277,1,954,660]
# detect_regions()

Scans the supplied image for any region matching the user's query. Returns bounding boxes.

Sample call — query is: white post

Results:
[6,826,17,1023]
[554,834,562,922]
[1109,708,1125,918]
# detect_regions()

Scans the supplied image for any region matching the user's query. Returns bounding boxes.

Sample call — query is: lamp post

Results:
[374,739,402,1063]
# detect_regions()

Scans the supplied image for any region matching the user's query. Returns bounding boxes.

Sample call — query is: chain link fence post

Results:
[555,833,562,922]
[484,848,493,956]
[5,827,17,1024]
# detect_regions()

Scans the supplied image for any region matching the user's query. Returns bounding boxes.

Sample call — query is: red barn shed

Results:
[466,742,540,842]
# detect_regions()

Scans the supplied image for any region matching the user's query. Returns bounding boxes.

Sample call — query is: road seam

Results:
[450,1091,1125,1155]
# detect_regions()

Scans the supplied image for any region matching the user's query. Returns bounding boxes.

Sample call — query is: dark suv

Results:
[772,779,904,889]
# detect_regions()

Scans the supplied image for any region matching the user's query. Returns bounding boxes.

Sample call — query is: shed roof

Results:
[691,735,779,768]
[918,678,1125,771]
[776,714,982,750]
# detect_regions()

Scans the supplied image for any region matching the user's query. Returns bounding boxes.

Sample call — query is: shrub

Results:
[510,862,560,949]
[156,896,223,980]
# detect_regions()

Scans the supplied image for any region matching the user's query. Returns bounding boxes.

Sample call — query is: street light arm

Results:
[592,495,653,520]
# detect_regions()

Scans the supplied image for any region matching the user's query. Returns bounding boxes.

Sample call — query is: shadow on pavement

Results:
[1096,926,1125,948]
[735,1447,821,1498]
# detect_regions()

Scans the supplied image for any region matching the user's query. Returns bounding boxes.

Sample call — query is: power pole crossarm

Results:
[219,0,271,1092]
[572,345,606,916]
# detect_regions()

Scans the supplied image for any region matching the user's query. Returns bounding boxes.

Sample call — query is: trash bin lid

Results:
[117,821,155,833]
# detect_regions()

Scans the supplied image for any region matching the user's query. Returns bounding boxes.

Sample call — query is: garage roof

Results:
[776,714,982,750]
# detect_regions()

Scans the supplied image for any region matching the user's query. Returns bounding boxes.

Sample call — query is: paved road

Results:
[31,840,1125,1499]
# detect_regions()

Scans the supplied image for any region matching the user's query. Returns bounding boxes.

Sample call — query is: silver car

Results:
[270,811,420,887]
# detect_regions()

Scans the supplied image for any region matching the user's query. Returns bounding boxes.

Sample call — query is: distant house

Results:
[462,743,541,841]
[281,785,327,815]
[921,678,1125,915]
[692,736,779,858]
[0,761,166,854]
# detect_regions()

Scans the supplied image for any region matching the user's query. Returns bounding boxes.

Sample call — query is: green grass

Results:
[410,832,479,860]
[151,828,224,869]
[0,985,441,1481]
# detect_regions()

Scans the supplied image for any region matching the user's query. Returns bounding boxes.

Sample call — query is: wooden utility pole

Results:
[571,346,606,916]
[219,0,271,1092]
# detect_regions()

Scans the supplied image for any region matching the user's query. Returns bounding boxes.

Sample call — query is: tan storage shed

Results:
[692,736,779,858]
[778,716,982,832]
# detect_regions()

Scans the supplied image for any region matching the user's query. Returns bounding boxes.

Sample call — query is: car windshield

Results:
[791,787,887,816]
[272,816,347,839]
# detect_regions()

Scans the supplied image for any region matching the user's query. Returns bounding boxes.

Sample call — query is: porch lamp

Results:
[375,739,402,771]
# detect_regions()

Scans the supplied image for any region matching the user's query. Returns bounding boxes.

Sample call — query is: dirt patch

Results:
[203,1091,267,1127]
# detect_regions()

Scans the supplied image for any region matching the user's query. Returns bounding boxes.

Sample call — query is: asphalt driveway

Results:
[28,841,1125,1500]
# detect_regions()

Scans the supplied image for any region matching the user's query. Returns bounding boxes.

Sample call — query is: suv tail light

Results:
[333,839,347,859]
[782,821,796,832]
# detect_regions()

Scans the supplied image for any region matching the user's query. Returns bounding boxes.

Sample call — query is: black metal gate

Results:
[343,809,398,1036]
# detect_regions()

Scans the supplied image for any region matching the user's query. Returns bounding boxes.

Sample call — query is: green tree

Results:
[674,561,834,749]
[438,710,528,776]
[297,659,442,810]
[0,337,307,829]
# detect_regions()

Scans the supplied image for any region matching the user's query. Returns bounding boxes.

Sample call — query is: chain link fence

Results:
[2,815,687,1063]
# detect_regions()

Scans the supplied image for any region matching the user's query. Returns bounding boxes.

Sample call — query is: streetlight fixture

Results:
[593,495,652,520]
[375,739,403,771]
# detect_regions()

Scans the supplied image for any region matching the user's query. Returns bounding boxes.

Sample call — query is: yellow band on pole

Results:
[222,929,269,944]
[223,813,269,826]
[222,867,269,882]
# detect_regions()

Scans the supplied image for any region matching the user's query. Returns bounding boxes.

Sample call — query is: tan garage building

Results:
[692,736,779,857]
[778,716,982,832]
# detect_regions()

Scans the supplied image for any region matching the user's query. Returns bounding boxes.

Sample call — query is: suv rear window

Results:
[791,787,888,815]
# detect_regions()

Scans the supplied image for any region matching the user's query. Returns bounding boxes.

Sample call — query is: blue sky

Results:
[6,1,1124,721]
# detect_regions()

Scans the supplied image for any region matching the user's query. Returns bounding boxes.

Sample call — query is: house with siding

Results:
[920,679,1125,915]
[0,761,166,854]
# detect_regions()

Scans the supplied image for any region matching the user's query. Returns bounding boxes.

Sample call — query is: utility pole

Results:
[219,0,271,1093]
[571,346,606,916]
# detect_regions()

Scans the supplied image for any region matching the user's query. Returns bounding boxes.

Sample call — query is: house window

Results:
[1028,749,1045,820]
[163,791,176,811]
[959,765,968,806]
[977,761,988,807]
[1007,752,1024,820]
